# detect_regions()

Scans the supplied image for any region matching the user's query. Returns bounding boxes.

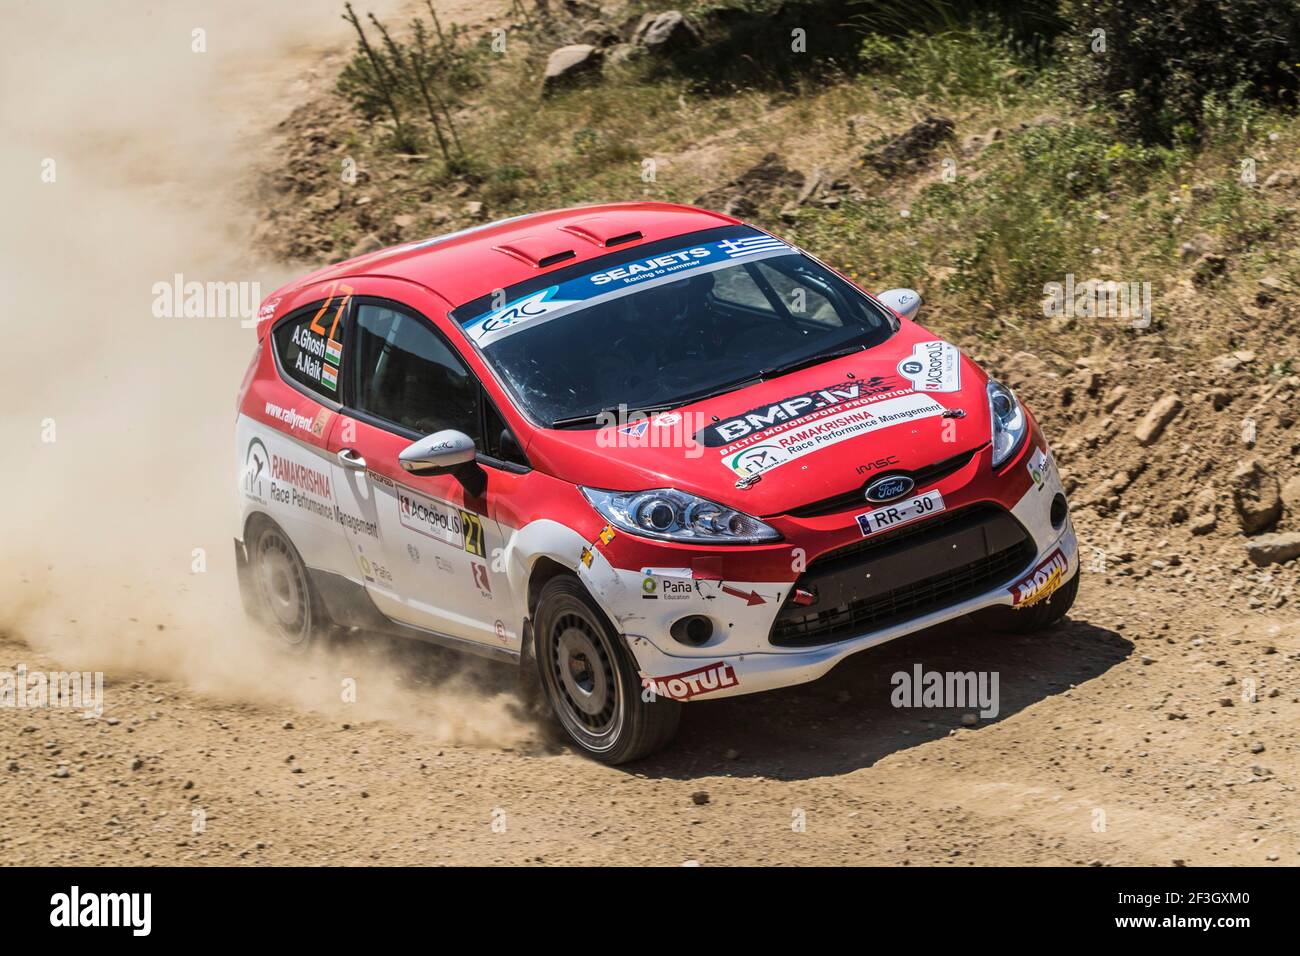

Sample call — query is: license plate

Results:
[855,489,945,537]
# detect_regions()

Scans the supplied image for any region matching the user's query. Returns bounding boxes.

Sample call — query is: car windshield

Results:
[449,225,896,427]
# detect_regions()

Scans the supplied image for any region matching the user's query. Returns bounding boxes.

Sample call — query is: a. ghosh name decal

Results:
[642,661,739,701]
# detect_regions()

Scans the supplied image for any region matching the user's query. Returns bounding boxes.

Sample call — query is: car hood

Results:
[522,320,992,518]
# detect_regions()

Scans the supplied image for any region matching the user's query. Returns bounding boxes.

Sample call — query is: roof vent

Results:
[559,217,644,248]
[492,236,578,268]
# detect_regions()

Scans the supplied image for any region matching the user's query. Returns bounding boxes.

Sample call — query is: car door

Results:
[326,298,520,650]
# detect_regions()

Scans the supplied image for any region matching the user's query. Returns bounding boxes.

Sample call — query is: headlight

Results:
[580,487,781,545]
[987,377,1028,467]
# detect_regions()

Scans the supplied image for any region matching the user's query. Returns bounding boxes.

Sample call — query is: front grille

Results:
[787,445,985,518]
[770,504,1036,647]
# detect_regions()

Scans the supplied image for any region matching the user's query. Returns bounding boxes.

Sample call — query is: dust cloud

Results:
[0,0,532,747]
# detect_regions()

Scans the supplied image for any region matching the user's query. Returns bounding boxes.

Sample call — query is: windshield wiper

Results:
[547,348,864,430]
[757,343,866,382]
[551,402,682,429]
[549,371,773,428]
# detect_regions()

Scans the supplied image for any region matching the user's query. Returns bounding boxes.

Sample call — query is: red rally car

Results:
[235,202,1079,763]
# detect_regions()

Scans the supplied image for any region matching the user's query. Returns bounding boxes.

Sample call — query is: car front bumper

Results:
[610,439,1079,701]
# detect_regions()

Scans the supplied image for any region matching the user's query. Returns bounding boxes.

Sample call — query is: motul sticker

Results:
[1010,548,1068,606]
[897,340,961,393]
[642,661,738,700]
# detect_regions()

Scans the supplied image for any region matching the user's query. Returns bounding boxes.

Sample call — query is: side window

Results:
[273,298,348,399]
[709,265,770,310]
[352,302,480,441]
[755,261,842,327]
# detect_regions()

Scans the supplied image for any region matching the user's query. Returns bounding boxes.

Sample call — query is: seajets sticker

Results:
[590,247,712,285]
[700,377,898,447]
[898,340,961,393]
[459,232,793,347]
[1010,548,1069,606]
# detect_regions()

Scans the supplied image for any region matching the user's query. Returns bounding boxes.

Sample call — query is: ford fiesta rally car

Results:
[235,202,1079,763]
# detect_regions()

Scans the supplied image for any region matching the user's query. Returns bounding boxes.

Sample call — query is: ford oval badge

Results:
[865,475,915,503]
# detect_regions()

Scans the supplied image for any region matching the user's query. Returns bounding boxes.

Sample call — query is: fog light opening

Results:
[670,615,713,647]
[1050,493,1068,530]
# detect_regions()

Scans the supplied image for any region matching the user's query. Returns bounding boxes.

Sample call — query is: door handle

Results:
[337,448,367,470]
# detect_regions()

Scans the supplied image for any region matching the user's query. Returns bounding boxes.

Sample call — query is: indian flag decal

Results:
[321,364,339,390]
[326,338,343,363]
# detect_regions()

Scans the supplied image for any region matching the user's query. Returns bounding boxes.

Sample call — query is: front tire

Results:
[533,575,680,764]
[246,519,326,652]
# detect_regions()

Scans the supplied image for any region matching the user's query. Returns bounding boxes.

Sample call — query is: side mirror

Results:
[876,288,922,321]
[399,429,477,475]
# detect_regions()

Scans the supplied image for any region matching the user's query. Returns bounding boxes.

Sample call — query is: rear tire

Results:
[976,568,1080,634]
[246,519,326,653]
[533,575,680,764]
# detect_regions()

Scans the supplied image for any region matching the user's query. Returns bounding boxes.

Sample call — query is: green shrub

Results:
[858,29,1032,100]
[1059,0,1300,143]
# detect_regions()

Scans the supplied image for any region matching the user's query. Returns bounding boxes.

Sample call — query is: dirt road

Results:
[3,575,1296,866]
[1,1,1295,866]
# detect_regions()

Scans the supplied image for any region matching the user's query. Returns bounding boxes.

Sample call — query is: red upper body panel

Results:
[258,202,739,337]
[248,202,1016,530]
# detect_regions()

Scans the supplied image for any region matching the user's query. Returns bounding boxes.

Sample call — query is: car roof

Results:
[285,202,741,310]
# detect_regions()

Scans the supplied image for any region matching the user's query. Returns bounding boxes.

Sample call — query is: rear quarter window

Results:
[272,300,347,399]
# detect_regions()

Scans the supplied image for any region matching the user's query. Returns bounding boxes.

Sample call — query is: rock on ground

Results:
[1245,532,1300,566]
[632,11,701,56]
[1135,394,1182,446]
[1231,458,1281,534]
[863,116,956,177]
[542,45,603,95]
